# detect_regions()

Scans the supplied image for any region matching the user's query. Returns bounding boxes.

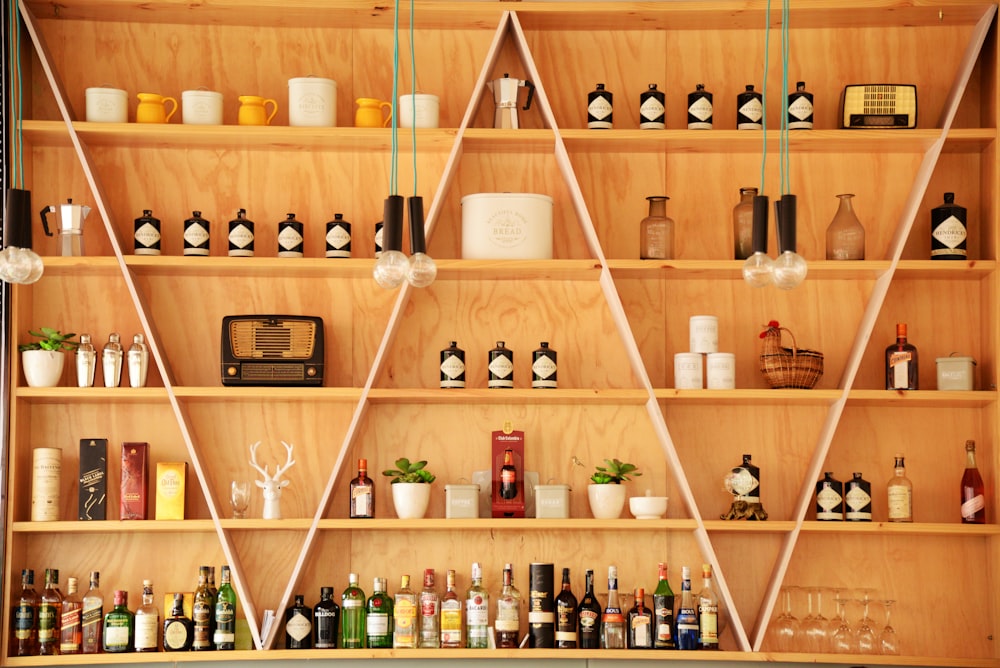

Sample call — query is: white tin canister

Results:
[674,352,704,389]
[706,352,736,389]
[689,315,719,354]
[461,193,553,260]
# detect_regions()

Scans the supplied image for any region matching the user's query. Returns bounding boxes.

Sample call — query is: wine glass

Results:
[801,586,829,653]
[768,586,799,652]
[831,589,857,654]
[854,588,878,654]
[230,480,251,519]
[879,599,899,655]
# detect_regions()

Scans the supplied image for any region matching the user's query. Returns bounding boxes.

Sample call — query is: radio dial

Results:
[227,366,238,377]
[306,367,317,377]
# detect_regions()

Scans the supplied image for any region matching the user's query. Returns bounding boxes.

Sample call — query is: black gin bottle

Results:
[639,84,665,129]
[815,472,844,521]
[440,341,466,389]
[687,84,713,129]
[227,208,254,257]
[133,209,161,255]
[736,84,763,130]
[787,81,814,129]
[587,83,613,129]
[183,211,211,256]
[277,213,304,258]
[488,341,514,388]
[930,192,967,260]
[325,213,352,258]
[845,472,872,522]
[532,342,557,389]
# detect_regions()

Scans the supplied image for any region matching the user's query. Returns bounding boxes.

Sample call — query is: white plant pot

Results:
[21,350,65,388]
[588,483,627,519]
[391,482,432,519]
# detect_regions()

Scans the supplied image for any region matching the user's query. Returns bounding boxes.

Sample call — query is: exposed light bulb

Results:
[0,247,44,284]
[771,250,808,290]
[407,252,437,288]
[742,251,775,288]
[373,249,409,289]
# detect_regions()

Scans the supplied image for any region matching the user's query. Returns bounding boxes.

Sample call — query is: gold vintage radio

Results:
[221,315,324,386]
[840,84,917,129]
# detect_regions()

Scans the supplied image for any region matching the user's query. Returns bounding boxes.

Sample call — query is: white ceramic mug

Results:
[399,93,440,128]
[181,89,224,125]
[288,77,336,127]
[85,87,128,123]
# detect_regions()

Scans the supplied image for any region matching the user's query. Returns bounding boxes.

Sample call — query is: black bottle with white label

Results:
[440,341,466,389]
[815,471,844,521]
[736,84,763,130]
[325,213,352,258]
[587,83,613,129]
[930,192,968,260]
[845,472,872,522]
[183,211,211,256]
[133,209,161,255]
[639,84,665,130]
[227,208,254,257]
[687,84,713,129]
[532,342,557,389]
[277,213,304,258]
[787,81,814,130]
[488,341,514,388]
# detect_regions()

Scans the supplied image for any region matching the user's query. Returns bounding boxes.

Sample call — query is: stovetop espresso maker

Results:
[487,73,535,129]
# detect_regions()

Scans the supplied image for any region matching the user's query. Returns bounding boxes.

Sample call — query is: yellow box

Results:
[163,592,194,620]
[155,462,187,520]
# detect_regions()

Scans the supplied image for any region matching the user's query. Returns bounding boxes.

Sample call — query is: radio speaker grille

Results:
[230,319,316,359]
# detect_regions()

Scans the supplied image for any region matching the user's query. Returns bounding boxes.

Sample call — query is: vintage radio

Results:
[221,315,324,386]
[840,84,917,129]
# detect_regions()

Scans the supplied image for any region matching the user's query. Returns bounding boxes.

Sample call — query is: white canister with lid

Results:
[674,352,703,389]
[288,77,337,127]
[461,193,553,260]
[936,354,976,390]
[181,89,223,125]
[689,315,719,354]
[706,352,736,389]
[85,87,128,123]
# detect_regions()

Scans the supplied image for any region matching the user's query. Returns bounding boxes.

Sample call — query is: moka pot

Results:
[487,73,535,129]
[40,198,91,256]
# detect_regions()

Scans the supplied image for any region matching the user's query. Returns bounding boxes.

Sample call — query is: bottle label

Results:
[14,604,34,638]
[134,222,161,248]
[135,615,159,649]
[367,612,389,634]
[286,612,312,641]
[730,468,760,502]
[352,486,371,516]
[440,607,462,642]
[105,623,129,648]
[887,487,911,519]
[639,97,665,122]
[739,98,763,122]
[164,620,189,649]
[495,616,519,632]
[962,494,986,518]
[788,96,813,120]
[845,486,872,520]
[184,221,210,247]
[688,96,713,121]
[278,224,304,252]
[816,486,843,519]
[326,224,351,249]
[440,355,466,384]
[631,614,651,645]
[698,604,719,644]
[395,599,416,634]
[889,352,911,388]
[532,354,557,380]
[229,224,254,248]
[343,598,364,608]
[588,95,613,121]
[488,355,514,380]
[932,216,968,250]
[38,603,57,640]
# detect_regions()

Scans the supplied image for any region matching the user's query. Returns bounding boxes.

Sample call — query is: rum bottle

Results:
[886,455,914,523]
[488,341,514,389]
[815,472,844,521]
[931,192,968,260]
[687,83,713,129]
[627,588,653,649]
[500,449,518,500]
[393,574,417,649]
[885,323,918,390]
[419,569,440,648]
[133,579,159,652]
[284,594,312,649]
[191,566,213,651]
[440,341,466,388]
[845,472,873,522]
[652,562,675,649]
[59,576,82,655]
[37,568,61,655]
[10,568,39,656]
[961,439,986,524]
[587,83,613,129]
[697,564,719,650]
[314,586,340,649]
[554,567,578,648]
[163,593,193,651]
[81,571,104,654]
[639,83,665,130]
[465,562,489,648]
[576,568,601,649]
[440,569,463,648]
[495,563,520,648]
[341,573,366,648]
[213,565,236,650]
[675,566,698,650]
[366,577,392,648]
[600,565,625,649]
[102,590,133,653]
[787,80,814,129]
[350,458,374,518]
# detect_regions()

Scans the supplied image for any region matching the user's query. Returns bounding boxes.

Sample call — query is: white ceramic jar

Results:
[85,87,128,123]
[288,77,337,127]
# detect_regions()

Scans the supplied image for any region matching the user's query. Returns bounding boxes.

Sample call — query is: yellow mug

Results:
[238,95,279,126]
[355,98,392,128]
[136,92,178,124]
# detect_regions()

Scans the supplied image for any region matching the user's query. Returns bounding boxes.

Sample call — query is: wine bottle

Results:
[652,562,675,649]
[885,323,918,390]
[961,439,986,523]
[350,458,374,518]
[314,586,340,649]
[366,577,392,648]
[675,567,698,650]
[554,567,578,648]
[600,565,625,649]
[284,594,312,649]
[886,455,913,523]
[576,568,601,649]
[626,588,653,649]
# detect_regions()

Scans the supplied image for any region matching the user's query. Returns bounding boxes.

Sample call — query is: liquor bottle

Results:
[191,566,213,651]
[652,562,675,649]
[59,576,83,655]
[228,207,255,257]
[627,588,653,649]
[102,590,134,653]
[284,594,312,649]
[697,564,719,650]
[440,569,463,648]
[213,565,237,650]
[314,586,340,649]
[961,439,986,524]
[81,570,104,654]
[76,333,96,387]
[393,574,417,648]
[885,323,918,390]
[440,341,466,389]
[38,568,62,655]
[465,562,489,648]
[102,333,123,387]
[576,568,601,649]
[730,453,761,508]
[495,563,520,648]
[324,213,352,258]
[816,471,845,521]
[845,472,873,522]
[931,192,968,260]
[277,212,304,258]
[134,579,160,652]
[733,187,758,260]
[787,80,814,129]
[532,342,558,389]
[488,341,514,389]
[10,568,39,656]
[686,83,713,129]
[419,569,440,648]
[600,565,625,649]
[675,566,699,650]
[350,458,374,518]
[133,209,161,255]
[183,210,211,256]
[341,573,366,648]
[587,83,613,129]
[500,449,518,500]
[736,84,763,130]
[887,454,914,523]
[639,83,666,130]
[163,593,194,651]
[554,567,578,648]
[127,333,149,387]
[208,566,218,599]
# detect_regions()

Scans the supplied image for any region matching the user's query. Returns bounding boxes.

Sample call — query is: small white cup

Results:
[181,89,224,125]
[674,352,703,389]
[288,77,337,127]
[706,352,736,389]
[85,87,128,123]
[399,93,440,129]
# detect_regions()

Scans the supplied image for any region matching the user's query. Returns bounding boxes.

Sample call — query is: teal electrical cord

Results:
[410,0,417,194]
[781,0,790,196]
[759,0,770,193]
[390,0,400,196]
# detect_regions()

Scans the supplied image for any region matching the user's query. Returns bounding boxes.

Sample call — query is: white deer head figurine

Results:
[249,440,296,520]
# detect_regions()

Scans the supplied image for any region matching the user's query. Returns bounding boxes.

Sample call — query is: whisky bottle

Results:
[652,562,675,649]
[191,566,213,651]
[626,588,653,649]
[284,594,312,649]
[587,83,613,129]
[488,341,514,389]
[816,472,845,521]
[59,576,82,655]
[10,568,39,657]
[531,342,557,389]
[600,565,625,649]
[213,565,237,650]
[38,568,61,655]
[697,564,719,650]
[341,573,366,648]
[687,84,713,129]
[163,593,193,651]
[885,323,918,390]
[961,439,986,524]
[133,579,160,652]
[465,562,489,648]
[366,577,392,648]
[350,458,375,519]
[81,571,104,654]
[439,569,463,648]
[495,564,520,648]
[314,586,340,649]
[440,341,466,389]
[845,472,873,522]
[102,590,134,653]
[393,574,417,649]
[886,455,914,522]
[576,568,601,649]
[787,81,814,130]
[500,448,518,500]
[554,567,578,648]
[675,566,698,650]
[418,569,440,648]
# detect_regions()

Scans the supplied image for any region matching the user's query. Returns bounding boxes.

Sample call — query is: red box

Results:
[120,442,149,520]
[492,428,525,518]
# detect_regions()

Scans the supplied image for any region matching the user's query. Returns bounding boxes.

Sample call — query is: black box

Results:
[78,438,107,520]
[529,562,554,647]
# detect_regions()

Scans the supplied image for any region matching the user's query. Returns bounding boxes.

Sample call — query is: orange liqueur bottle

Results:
[961,439,986,524]
[885,323,918,390]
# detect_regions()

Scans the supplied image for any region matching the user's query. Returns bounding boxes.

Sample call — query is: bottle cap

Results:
[896,323,907,337]
[321,586,333,597]
[358,458,367,470]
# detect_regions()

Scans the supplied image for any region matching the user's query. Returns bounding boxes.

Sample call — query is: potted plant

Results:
[587,458,641,519]
[382,457,436,519]
[19,327,78,388]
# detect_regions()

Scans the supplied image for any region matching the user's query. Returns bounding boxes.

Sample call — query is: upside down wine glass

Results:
[879,599,899,655]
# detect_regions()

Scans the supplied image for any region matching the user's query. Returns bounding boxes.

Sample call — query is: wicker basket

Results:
[759,324,824,389]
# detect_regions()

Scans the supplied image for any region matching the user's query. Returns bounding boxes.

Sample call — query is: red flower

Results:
[759,320,780,338]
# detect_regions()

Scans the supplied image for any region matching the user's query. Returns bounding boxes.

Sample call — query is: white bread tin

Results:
[461,192,553,260]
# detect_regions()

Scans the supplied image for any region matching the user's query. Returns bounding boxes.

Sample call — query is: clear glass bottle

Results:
[213,565,237,650]
[495,563,520,648]
[885,323,918,390]
[826,193,866,260]
[465,562,489,648]
[101,332,123,388]
[341,573,366,648]
[600,565,625,649]
[76,333,96,387]
[81,570,104,654]
[350,458,374,518]
[38,568,61,655]
[627,587,653,649]
[697,564,719,650]
[886,455,913,522]
[652,562,675,649]
[733,187,758,260]
[961,439,986,524]
[284,594,312,649]
[134,579,160,652]
[576,568,601,649]
[163,592,194,651]
[393,574,418,648]
[366,577,393,648]
[554,567,578,648]
[102,590,133,653]
[191,565,213,650]
[419,569,440,648]
[11,568,39,656]
[314,586,340,649]
[59,576,83,655]
[127,333,149,388]
[440,569,463,648]
[640,196,674,260]
[675,566,698,650]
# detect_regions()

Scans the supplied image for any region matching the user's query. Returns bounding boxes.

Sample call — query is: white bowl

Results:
[629,495,668,519]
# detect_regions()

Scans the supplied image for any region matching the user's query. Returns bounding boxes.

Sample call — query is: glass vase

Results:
[733,187,757,260]
[640,196,674,259]
[825,193,865,260]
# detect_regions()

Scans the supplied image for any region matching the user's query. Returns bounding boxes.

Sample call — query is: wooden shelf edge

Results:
[367,388,647,404]
[11,520,219,533]
[799,521,1000,536]
[702,520,796,533]
[653,389,842,405]
[14,387,169,403]
[846,389,997,406]
[312,518,699,530]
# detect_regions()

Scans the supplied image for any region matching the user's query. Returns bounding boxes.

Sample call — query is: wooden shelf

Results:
[11,520,219,533]
[653,389,841,405]
[14,387,169,403]
[367,388,648,405]
[846,390,997,407]
[608,259,995,280]
[798,521,1000,536]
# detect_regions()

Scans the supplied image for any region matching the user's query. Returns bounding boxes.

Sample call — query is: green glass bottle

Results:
[341,573,366,648]
[366,577,392,648]
[191,566,213,651]
[652,562,676,649]
[213,565,237,650]
[102,590,134,653]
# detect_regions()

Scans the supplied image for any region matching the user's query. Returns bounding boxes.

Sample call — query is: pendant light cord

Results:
[409,0,417,194]
[759,0,792,196]
[8,0,23,189]
[758,0,770,193]
[390,0,400,196]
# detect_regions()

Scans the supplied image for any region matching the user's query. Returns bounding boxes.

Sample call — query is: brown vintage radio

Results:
[221,315,324,386]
